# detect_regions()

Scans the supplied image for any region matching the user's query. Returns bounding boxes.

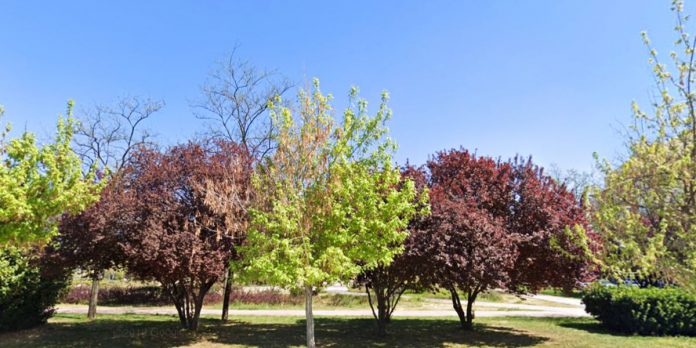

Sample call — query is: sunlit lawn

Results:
[54,289,571,311]
[401,289,578,308]
[58,292,370,311]
[1,314,694,347]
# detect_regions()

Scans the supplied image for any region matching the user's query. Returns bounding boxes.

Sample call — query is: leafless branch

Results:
[192,49,292,158]
[74,96,163,173]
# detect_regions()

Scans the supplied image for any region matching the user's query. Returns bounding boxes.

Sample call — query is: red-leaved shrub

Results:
[62,285,301,306]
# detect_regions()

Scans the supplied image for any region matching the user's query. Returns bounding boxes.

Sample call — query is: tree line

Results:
[3,2,696,344]
[0,76,597,347]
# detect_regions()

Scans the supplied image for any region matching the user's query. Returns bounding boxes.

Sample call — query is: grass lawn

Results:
[1,314,694,347]
[401,289,577,308]
[54,291,562,312]
[538,288,583,299]
[59,292,372,311]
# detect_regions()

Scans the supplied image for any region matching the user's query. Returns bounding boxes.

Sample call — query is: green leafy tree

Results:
[0,102,100,245]
[241,80,418,348]
[593,0,696,288]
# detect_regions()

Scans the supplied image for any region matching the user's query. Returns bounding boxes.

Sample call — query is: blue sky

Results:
[0,1,682,173]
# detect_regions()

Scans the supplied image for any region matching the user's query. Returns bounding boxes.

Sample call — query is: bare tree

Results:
[193,51,291,321]
[70,96,163,320]
[74,96,163,173]
[193,50,292,159]
[548,163,597,201]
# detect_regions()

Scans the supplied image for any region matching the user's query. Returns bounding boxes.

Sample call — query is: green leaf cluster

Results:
[0,102,101,245]
[240,80,420,289]
[593,1,696,288]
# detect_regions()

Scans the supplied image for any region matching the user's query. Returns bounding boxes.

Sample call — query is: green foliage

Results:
[0,102,101,245]
[592,1,696,287]
[241,79,419,289]
[0,246,70,331]
[583,284,696,336]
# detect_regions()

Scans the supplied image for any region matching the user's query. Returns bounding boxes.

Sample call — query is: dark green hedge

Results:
[583,285,696,336]
[0,247,70,331]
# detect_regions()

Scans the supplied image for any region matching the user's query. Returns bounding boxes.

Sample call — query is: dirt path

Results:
[523,294,583,306]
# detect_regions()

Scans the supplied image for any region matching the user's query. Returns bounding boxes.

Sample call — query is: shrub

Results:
[583,284,696,336]
[0,246,70,331]
[61,285,170,306]
[61,285,301,306]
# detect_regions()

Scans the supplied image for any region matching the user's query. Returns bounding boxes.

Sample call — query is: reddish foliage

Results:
[61,285,300,307]
[507,157,599,291]
[110,140,253,330]
[52,181,126,277]
[61,285,171,306]
[414,149,598,329]
[225,288,303,306]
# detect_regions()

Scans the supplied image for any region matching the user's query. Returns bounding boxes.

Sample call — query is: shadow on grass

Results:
[0,316,548,348]
[213,318,548,347]
[558,320,652,338]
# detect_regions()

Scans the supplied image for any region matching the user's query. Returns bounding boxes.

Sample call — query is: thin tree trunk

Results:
[464,293,475,330]
[305,285,316,348]
[221,266,233,322]
[87,272,101,320]
[366,283,392,336]
[165,284,187,328]
[183,286,193,329]
[377,290,387,336]
[191,294,205,331]
[387,287,407,322]
[366,284,379,321]
[449,288,468,329]
[174,302,187,328]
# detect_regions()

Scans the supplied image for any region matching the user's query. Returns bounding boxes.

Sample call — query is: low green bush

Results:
[583,284,696,336]
[0,246,70,331]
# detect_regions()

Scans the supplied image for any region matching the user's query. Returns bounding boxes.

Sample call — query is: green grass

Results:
[538,288,584,299]
[402,289,576,308]
[60,293,370,310]
[1,314,694,347]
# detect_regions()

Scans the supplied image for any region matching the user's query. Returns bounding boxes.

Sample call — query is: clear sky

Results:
[0,1,683,173]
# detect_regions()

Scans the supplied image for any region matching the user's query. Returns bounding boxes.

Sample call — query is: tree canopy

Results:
[415,149,597,329]
[0,102,100,245]
[592,1,696,288]
[102,140,252,330]
[241,80,419,347]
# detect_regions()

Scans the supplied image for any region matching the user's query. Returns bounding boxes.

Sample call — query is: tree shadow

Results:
[558,321,636,337]
[209,318,548,347]
[2,316,548,347]
[1,316,202,348]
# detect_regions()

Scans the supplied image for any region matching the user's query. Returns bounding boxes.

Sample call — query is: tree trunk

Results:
[366,284,388,336]
[190,293,205,331]
[174,302,186,328]
[449,288,467,329]
[305,285,316,348]
[449,287,477,330]
[464,292,475,330]
[376,315,387,336]
[221,266,233,322]
[377,290,387,336]
[87,272,101,320]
